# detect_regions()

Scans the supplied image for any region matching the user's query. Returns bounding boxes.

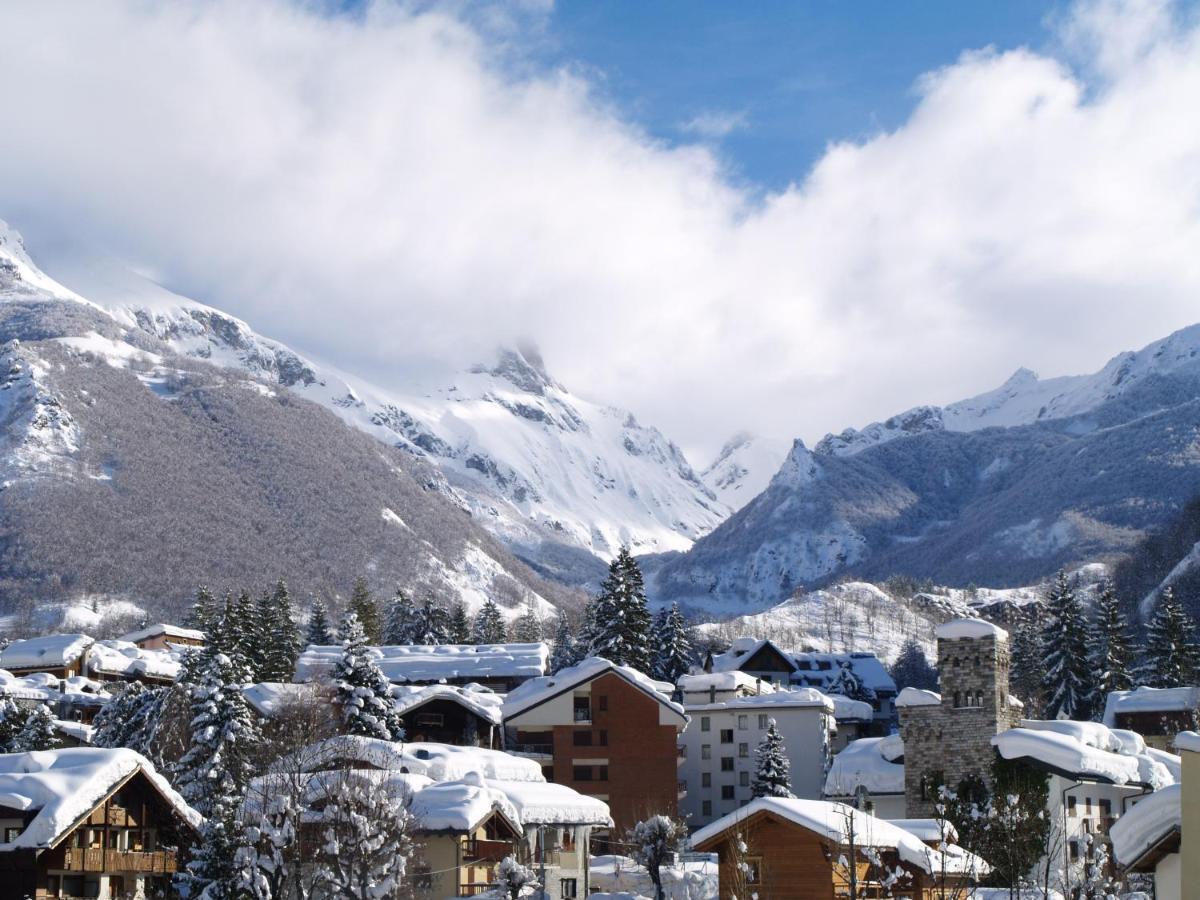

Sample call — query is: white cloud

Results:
[678,109,748,139]
[1,0,1199,465]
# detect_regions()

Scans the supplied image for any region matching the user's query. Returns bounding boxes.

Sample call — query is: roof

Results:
[394,683,503,726]
[709,639,796,674]
[86,640,181,681]
[824,734,905,797]
[118,623,205,644]
[791,651,896,694]
[826,693,875,721]
[1101,686,1200,727]
[0,635,93,670]
[1176,730,1200,753]
[935,618,1008,642]
[295,642,549,684]
[502,657,686,723]
[677,671,767,694]
[484,778,612,827]
[887,818,957,844]
[991,720,1178,788]
[683,686,834,714]
[242,682,326,718]
[0,748,201,850]
[1109,784,1181,869]
[896,687,941,708]
[408,771,521,834]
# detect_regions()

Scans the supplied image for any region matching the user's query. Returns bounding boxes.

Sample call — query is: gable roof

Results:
[118,623,205,644]
[0,635,93,671]
[991,720,1178,788]
[294,642,549,684]
[501,657,685,723]
[1110,784,1181,870]
[1102,685,1200,727]
[709,638,796,674]
[394,684,504,726]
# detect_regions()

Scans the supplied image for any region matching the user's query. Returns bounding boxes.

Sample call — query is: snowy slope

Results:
[701,432,789,513]
[42,248,728,578]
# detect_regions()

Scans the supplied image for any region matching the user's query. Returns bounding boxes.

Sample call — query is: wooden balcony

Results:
[62,848,178,874]
[461,838,513,863]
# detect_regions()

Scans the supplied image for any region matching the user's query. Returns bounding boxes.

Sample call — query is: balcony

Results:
[62,848,178,874]
[462,838,515,864]
[573,708,592,723]
[508,742,553,758]
[678,780,688,799]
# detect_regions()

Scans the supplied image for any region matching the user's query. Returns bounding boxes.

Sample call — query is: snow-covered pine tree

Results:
[1143,586,1200,687]
[827,660,875,703]
[1040,571,1095,719]
[237,589,267,681]
[511,601,543,643]
[587,547,652,672]
[306,599,334,647]
[651,603,693,684]
[549,612,580,674]
[333,612,404,741]
[383,590,419,645]
[184,585,220,633]
[11,704,61,752]
[177,790,241,900]
[752,719,794,798]
[472,599,508,645]
[91,682,165,756]
[349,576,383,644]
[888,639,938,691]
[312,769,414,898]
[259,579,301,682]
[448,600,471,644]
[0,697,29,752]
[1010,618,1046,716]
[1091,581,1135,702]
[416,598,452,645]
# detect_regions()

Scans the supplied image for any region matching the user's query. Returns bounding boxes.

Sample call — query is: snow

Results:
[700,432,789,513]
[484,778,612,826]
[1175,730,1200,753]
[676,671,767,696]
[85,640,181,681]
[824,735,906,797]
[887,818,956,844]
[408,772,520,833]
[589,854,717,900]
[295,642,550,685]
[503,657,685,722]
[1101,686,1200,727]
[683,687,834,714]
[934,618,1008,642]
[52,720,95,744]
[0,748,201,850]
[1109,784,1181,867]
[0,634,93,670]
[896,687,941,708]
[991,722,1177,788]
[393,683,504,726]
[242,682,325,718]
[826,694,876,721]
[119,623,204,645]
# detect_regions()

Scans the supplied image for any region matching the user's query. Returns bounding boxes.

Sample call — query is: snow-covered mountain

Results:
[700,432,789,513]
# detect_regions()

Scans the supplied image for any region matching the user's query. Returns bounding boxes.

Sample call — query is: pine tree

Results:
[1091,582,1135,703]
[511,601,543,643]
[259,580,301,682]
[178,791,241,900]
[184,585,220,634]
[1041,571,1095,720]
[549,612,581,674]
[416,598,452,645]
[1010,618,1046,716]
[349,576,382,644]
[333,612,404,741]
[312,770,414,898]
[11,705,61,752]
[1143,586,1200,687]
[587,547,652,671]
[306,599,334,647]
[472,599,508,645]
[383,590,419,644]
[91,682,165,755]
[0,697,29,752]
[889,639,938,692]
[448,600,471,644]
[751,719,794,798]
[651,603,693,684]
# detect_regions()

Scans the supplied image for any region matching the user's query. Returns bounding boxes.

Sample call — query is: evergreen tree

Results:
[416,598,452,645]
[1010,619,1046,716]
[889,639,938,692]
[448,600,471,644]
[11,705,61,752]
[472,599,508,645]
[651,603,693,684]
[827,660,875,703]
[259,579,301,682]
[0,697,29,752]
[312,771,414,898]
[383,590,419,644]
[349,576,382,644]
[234,791,299,899]
[751,719,794,798]
[184,585,220,634]
[1143,586,1200,687]
[306,599,334,647]
[333,612,404,741]
[549,612,581,674]
[91,682,164,755]
[178,791,241,900]
[234,589,265,680]
[587,547,652,672]
[511,601,543,643]
[1041,571,1095,719]
[1091,581,1135,703]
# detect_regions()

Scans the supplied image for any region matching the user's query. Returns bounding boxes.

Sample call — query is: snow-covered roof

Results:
[896,687,941,708]
[824,734,905,797]
[709,639,795,673]
[1101,686,1200,727]
[683,687,834,714]
[294,642,550,684]
[0,635,93,670]
[86,640,181,681]
[393,683,504,726]
[52,720,95,744]
[1109,784,1181,868]
[992,720,1178,788]
[826,693,875,721]
[887,818,956,844]
[677,671,768,695]
[0,748,201,850]
[935,618,1008,642]
[791,651,896,694]
[1175,730,1200,753]
[503,657,686,722]
[485,778,612,827]
[409,771,521,834]
[118,623,204,644]
[242,682,326,718]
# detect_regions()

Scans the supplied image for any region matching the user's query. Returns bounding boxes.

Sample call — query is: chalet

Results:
[0,748,201,899]
[689,796,983,898]
[0,636,94,680]
[502,657,688,836]
[84,640,181,687]
[395,684,504,748]
[117,624,205,652]
[1102,686,1200,750]
[295,642,550,693]
[704,638,797,688]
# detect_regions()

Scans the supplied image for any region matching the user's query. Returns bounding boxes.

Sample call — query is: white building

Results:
[823,734,907,819]
[678,687,835,827]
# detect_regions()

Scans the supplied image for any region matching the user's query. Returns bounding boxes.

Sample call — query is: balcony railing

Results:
[462,838,514,864]
[508,742,553,756]
[573,708,591,723]
[62,849,178,874]
[459,884,496,896]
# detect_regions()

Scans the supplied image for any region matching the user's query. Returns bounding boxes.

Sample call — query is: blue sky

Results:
[538,1,1063,190]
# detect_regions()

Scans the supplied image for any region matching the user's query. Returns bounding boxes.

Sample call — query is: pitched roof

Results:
[1110,784,1181,869]
[0,635,93,670]
[824,734,905,797]
[1101,685,1200,727]
[86,640,181,681]
[118,623,205,644]
[393,683,504,726]
[294,642,549,684]
[501,657,685,723]
[991,720,1178,788]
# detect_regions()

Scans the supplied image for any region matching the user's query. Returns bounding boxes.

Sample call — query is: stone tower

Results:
[899,618,1021,817]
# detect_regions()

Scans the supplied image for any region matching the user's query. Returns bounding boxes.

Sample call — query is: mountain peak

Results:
[475,344,561,396]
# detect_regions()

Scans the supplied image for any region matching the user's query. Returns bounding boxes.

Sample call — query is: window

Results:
[743,858,762,884]
[1067,796,1077,817]
[739,771,750,787]
[702,773,711,787]
[599,730,608,746]
[1069,840,1080,861]
[702,800,712,817]
[738,743,749,758]
[737,714,748,730]
[758,714,769,729]
[920,770,944,801]
[701,717,711,732]
[598,696,608,712]
[573,766,593,782]
[573,696,591,722]
[560,878,579,898]
[720,729,734,744]
[597,766,609,782]
[721,757,734,772]
[721,785,735,800]
[4,828,19,843]
[573,731,593,746]
[413,866,434,889]
[701,745,712,760]
[415,712,444,727]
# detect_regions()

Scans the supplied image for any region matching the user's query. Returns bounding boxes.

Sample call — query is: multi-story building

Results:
[118,623,205,651]
[502,658,688,835]
[1101,686,1200,751]
[678,688,836,827]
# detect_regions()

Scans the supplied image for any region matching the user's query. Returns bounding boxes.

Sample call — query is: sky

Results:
[2,0,1200,462]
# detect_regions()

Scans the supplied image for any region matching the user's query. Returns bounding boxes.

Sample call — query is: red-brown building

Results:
[502,658,688,834]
